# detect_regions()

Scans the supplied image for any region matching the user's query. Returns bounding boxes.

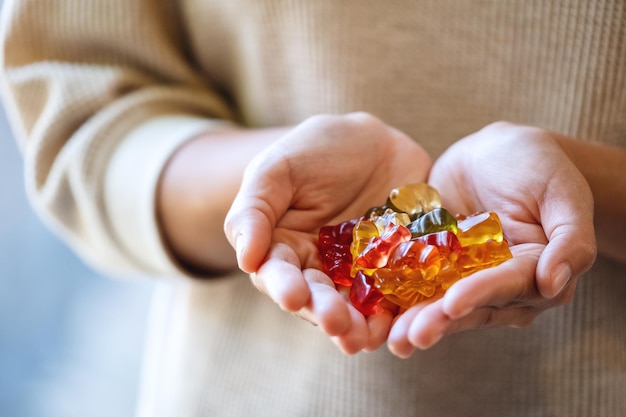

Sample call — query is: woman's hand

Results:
[224,113,432,354]
[388,122,597,358]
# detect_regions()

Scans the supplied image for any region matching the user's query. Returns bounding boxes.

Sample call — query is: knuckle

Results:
[484,120,515,131]
[346,111,379,125]
[477,308,498,328]
[302,113,337,127]
[301,113,353,137]
[345,112,388,137]
[482,120,547,140]
[580,242,598,272]
[302,112,385,140]
[481,120,519,136]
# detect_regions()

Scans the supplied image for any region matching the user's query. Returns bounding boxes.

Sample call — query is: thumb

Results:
[536,171,597,299]
[224,151,292,273]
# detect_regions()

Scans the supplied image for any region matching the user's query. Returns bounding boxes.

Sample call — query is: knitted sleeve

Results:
[0,0,234,278]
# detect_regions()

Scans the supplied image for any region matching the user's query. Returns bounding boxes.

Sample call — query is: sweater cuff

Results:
[104,116,231,277]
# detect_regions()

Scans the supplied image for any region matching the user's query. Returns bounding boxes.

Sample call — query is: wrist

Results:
[157,126,291,274]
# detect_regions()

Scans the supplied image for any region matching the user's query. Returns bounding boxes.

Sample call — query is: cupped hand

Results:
[388,121,597,358]
[224,113,432,354]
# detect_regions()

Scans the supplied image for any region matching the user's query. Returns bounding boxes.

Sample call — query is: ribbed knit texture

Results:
[1,1,625,416]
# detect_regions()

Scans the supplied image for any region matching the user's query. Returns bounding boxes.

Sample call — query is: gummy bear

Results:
[318,218,359,286]
[374,267,437,308]
[386,183,441,220]
[355,224,412,269]
[459,240,512,276]
[455,211,512,274]
[413,232,464,290]
[350,220,381,276]
[407,207,458,238]
[364,205,391,219]
[317,183,514,315]
[373,241,443,308]
[413,230,462,260]
[387,240,442,281]
[373,210,411,230]
[456,211,506,246]
[349,271,385,316]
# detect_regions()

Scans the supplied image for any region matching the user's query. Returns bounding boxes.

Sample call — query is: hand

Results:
[224,113,432,354]
[388,122,597,357]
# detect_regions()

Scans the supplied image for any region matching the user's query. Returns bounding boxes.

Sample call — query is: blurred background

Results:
[0,12,155,415]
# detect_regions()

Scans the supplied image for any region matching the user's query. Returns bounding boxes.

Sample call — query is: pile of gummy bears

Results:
[317,183,512,316]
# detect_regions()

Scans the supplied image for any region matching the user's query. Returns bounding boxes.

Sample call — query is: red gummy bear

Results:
[318,218,359,286]
[349,271,385,316]
[414,230,462,258]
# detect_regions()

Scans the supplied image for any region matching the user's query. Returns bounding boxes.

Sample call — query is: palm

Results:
[387,123,596,357]
[429,125,572,248]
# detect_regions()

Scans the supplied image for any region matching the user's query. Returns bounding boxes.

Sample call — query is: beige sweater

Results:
[1,0,625,416]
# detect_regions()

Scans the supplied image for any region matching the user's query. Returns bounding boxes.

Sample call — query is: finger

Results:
[225,205,275,273]
[224,151,292,273]
[387,304,425,358]
[441,246,541,320]
[330,304,370,355]
[254,242,311,312]
[363,307,395,352]
[535,171,597,298]
[405,300,448,349]
[408,305,539,350]
[296,268,352,336]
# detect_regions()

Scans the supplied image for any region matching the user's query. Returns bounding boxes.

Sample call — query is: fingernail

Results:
[551,263,572,297]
